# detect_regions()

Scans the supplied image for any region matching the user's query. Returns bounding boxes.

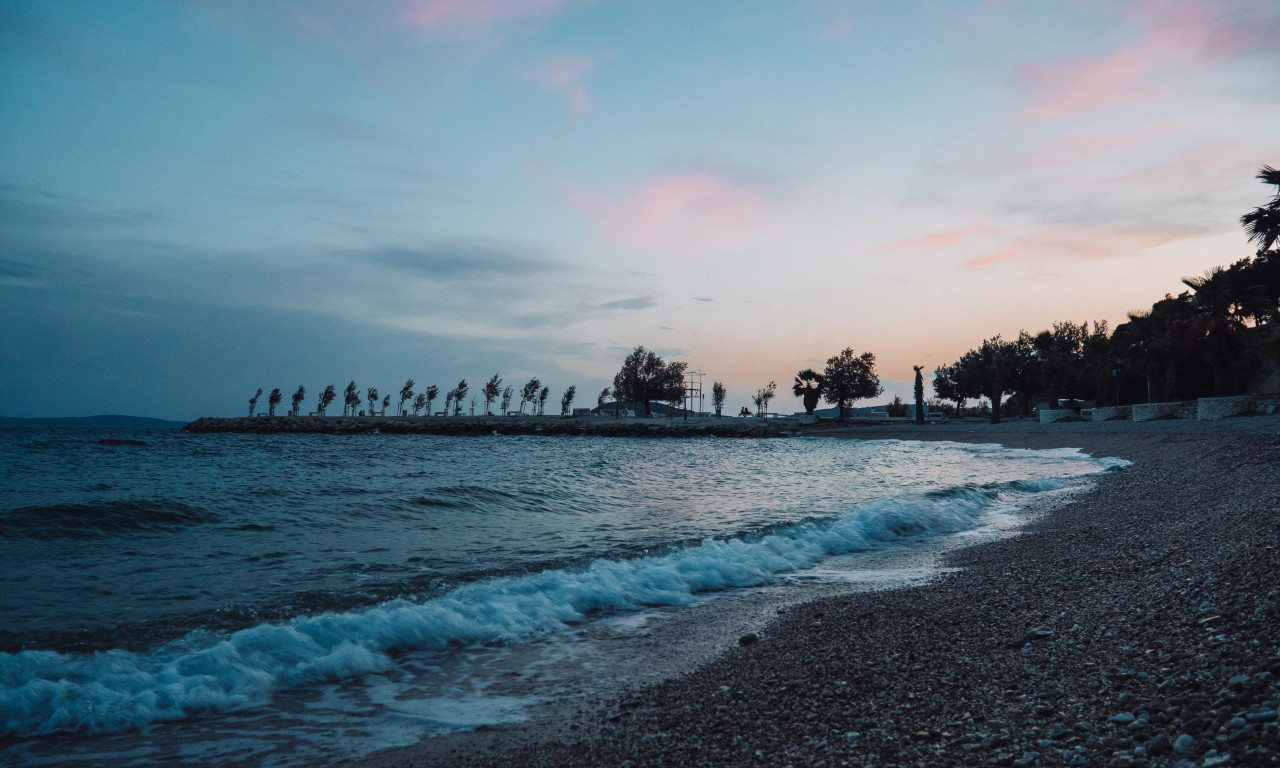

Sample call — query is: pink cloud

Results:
[963,249,1018,268]
[401,0,570,37]
[569,173,771,253]
[524,55,595,114]
[1014,0,1266,122]
[880,227,999,253]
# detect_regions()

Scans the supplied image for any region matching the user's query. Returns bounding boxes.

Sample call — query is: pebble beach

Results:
[361,416,1280,768]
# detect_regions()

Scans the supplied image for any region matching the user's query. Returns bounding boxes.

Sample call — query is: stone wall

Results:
[1131,402,1187,421]
[1038,409,1078,424]
[1092,406,1131,421]
[1196,396,1255,421]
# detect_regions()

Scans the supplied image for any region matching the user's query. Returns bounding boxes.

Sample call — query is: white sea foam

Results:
[0,455,1117,739]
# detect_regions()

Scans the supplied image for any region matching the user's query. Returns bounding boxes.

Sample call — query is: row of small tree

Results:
[247,375,581,418]
[930,165,1280,422]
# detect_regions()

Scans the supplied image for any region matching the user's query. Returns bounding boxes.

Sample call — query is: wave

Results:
[0,500,215,540]
[0,470,1086,740]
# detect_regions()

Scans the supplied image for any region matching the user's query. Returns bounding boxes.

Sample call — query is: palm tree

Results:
[412,392,427,415]
[537,386,550,416]
[425,384,439,415]
[1241,164,1280,256]
[560,385,576,416]
[597,386,610,412]
[500,385,513,415]
[1180,268,1250,395]
[248,388,262,417]
[398,380,415,416]
[291,385,306,416]
[318,385,336,416]
[444,390,454,416]
[267,388,282,416]
[483,374,502,415]
[912,366,925,424]
[365,387,379,416]
[792,369,825,415]
[382,394,391,415]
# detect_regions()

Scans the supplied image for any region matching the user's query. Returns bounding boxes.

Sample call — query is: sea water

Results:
[0,429,1127,765]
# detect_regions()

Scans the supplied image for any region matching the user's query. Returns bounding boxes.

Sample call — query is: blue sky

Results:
[2,0,1278,419]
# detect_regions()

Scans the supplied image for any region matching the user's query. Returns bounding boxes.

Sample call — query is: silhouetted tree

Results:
[291,385,306,416]
[247,388,262,417]
[1179,268,1251,395]
[452,380,468,416]
[444,390,454,416]
[886,394,909,417]
[913,366,925,424]
[519,378,540,415]
[597,387,610,410]
[366,387,379,416]
[268,388,282,417]
[823,348,882,420]
[756,381,777,416]
[932,364,976,418]
[425,384,439,415]
[318,385,336,416]
[500,385,513,415]
[792,369,825,415]
[382,394,391,415]
[398,380,415,416]
[612,346,687,417]
[538,386,550,416]
[344,381,359,416]
[469,395,477,416]
[560,385,576,416]
[711,382,726,418]
[1241,164,1280,257]
[483,374,502,415]
[412,392,427,415]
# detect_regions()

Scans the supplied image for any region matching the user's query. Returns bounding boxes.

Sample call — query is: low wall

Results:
[1131,402,1187,421]
[1092,406,1131,421]
[1197,395,1255,420]
[1038,409,1077,424]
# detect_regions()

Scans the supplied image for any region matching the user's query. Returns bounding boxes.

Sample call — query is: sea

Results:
[0,428,1128,766]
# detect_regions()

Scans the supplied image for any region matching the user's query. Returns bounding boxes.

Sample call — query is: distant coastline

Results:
[0,415,188,430]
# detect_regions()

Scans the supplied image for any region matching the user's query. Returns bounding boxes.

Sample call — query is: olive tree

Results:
[823,348,882,420]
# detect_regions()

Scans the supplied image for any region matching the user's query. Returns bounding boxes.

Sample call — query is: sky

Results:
[2,0,1278,420]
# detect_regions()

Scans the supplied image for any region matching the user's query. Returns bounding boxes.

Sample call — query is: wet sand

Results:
[362,416,1280,767]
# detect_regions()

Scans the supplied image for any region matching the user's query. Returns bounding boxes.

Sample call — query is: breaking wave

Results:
[0,476,1077,738]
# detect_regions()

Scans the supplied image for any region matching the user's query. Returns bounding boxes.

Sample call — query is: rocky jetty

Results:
[182,415,787,438]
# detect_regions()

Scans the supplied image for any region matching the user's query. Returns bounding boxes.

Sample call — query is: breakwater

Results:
[182,415,787,438]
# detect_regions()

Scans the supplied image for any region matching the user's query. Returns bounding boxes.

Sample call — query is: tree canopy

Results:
[612,346,687,417]
[822,348,882,420]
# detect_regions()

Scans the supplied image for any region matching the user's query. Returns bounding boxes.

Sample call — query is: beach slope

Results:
[365,417,1280,767]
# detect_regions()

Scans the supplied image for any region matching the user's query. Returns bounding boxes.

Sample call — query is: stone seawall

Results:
[182,415,786,438]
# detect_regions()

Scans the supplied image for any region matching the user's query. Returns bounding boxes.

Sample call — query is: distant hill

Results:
[0,415,188,429]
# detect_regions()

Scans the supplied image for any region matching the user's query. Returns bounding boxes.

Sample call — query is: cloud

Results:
[568,172,772,254]
[963,249,1018,269]
[400,0,571,37]
[600,296,657,311]
[523,55,595,114]
[692,296,712,302]
[0,182,168,231]
[878,227,1000,253]
[1013,0,1274,123]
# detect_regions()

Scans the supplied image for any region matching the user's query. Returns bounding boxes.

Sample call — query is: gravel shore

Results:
[364,416,1280,768]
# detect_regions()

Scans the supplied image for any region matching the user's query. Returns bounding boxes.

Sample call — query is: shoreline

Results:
[360,416,1280,767]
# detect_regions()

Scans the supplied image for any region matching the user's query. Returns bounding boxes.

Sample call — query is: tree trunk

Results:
[643,399,652,417]
[989,376,1003,424]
